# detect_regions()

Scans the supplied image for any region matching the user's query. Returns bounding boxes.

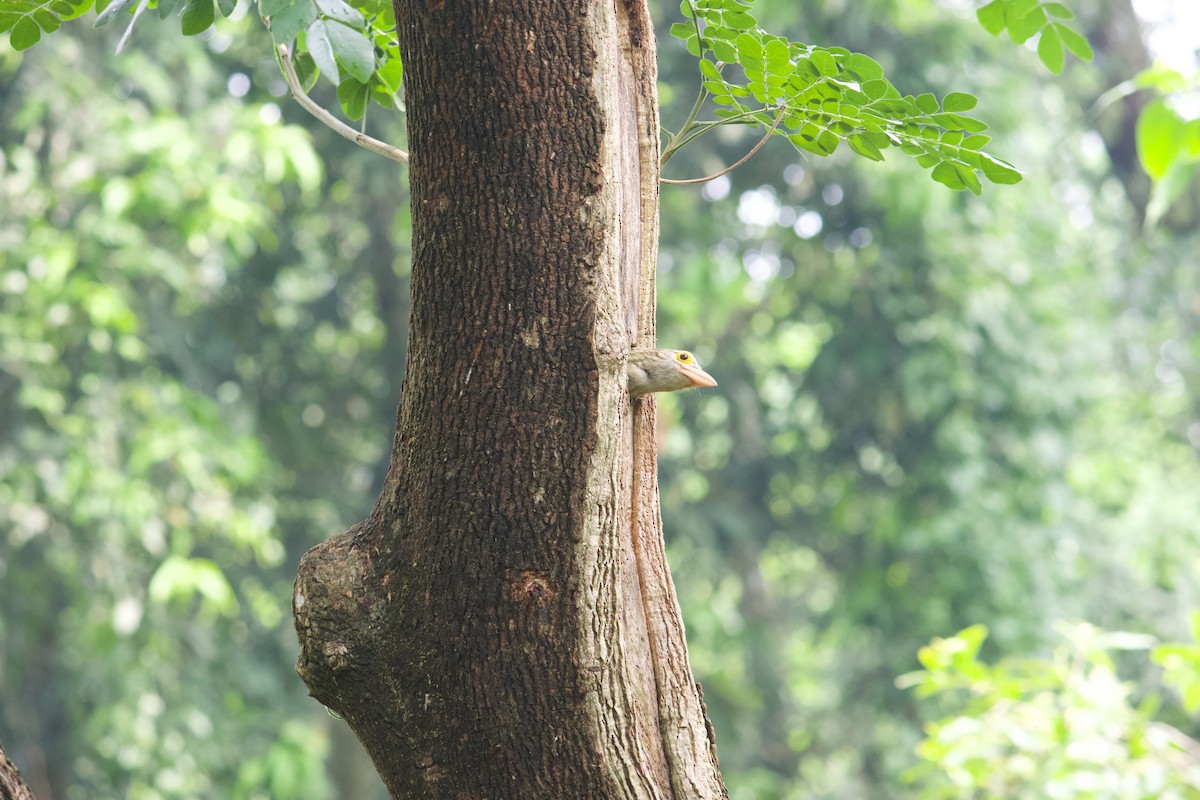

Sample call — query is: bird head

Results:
[627,348,718,398]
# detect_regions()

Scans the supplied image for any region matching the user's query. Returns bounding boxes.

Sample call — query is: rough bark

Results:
[292,0,726,797]
[0,740,37,800]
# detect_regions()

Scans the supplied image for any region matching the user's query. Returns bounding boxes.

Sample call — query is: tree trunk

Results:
[292,0,727,796]
[0,740,38,800]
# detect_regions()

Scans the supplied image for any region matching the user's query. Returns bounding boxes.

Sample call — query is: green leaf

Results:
[698,58,721,80]
[376,54,402,93]
[314,0,361,27]
[704,24,734,45]
[933,162,980,194]
[1136,98,1184,180]
[261,0,293,15]
[843,52,883,79]
[1185,119,1200,159]
[669,21,692,40]
[961,134,991,150]
[942,113,988,133]
[723,10,754,29]
[1043,2,1073,18]
[157,0,180,17]
[735,32,761,61]
[1007,6,1045,44]
[809,49,838,77]
[268,0,314,44]
[976,0,1006,35]
[942,91,976,112]
[32,7,61,33]
[817,129,838,154]
[95,0,137,26]
[914,93,938,114]
[978,152,1022,184]
[293,50,318,92]
[957,149,981,168]
[789,132,825,156]
[325,20,375,82]
[337,77,369,119]
[71,0,95,20]
[764,38,789,69]
[370,81,395,109]
[1058,25,1093,62]
[855,112,883,132]
[1037,24,1065,74]
[960,165,982,195]
[10,15,40,49]
[180,0,214,34]
[712,38,736,62]
[847,133,884,161]
[863,130,890,149]
[306,18,340,84]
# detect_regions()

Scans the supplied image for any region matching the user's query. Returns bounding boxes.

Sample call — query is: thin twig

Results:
[661,105,786,185]
[671,107,776,154]
[276,44,409,165]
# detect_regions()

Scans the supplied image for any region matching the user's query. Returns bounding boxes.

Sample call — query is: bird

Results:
[626,348,718,398]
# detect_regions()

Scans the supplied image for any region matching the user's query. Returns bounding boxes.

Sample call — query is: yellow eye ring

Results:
[676,352,692,363]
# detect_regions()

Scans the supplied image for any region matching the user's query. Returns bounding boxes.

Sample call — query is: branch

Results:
[661,105,785,185]
[275,45,409,165]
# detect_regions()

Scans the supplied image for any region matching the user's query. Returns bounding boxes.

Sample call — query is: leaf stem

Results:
[662,105,786,185]
[662,85,711,167]
[274,44,409,165]
[661,0,715,167]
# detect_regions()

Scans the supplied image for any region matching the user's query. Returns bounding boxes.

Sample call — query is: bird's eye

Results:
[676,352,692,362]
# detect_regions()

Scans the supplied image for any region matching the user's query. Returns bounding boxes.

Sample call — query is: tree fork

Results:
[292,0,726,796]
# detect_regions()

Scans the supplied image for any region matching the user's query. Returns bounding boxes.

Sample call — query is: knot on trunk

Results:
[293,522,390,712]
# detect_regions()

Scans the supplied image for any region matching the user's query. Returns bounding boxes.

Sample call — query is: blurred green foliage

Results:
[2,1,1199,799]
[900,623,1200,799]
[1,12,405,799]
[652,0,1200,797]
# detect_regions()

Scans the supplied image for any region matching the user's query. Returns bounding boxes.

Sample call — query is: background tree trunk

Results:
[292,0,727,796]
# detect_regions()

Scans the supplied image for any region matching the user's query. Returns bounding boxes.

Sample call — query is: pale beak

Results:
[681,364,718,389]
